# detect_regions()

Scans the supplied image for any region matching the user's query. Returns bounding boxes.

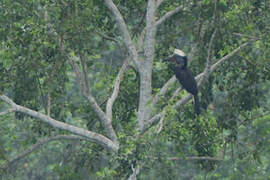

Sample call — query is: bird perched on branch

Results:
[164,49,200,115]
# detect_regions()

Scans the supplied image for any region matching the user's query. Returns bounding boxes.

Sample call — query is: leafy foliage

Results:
[0,0,270,179]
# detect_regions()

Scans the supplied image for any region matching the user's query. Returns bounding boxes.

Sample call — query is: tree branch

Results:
[198,0,217,86]
[104,0,139,67]
[156,0,164,8]
[155,6,183,27]
[1,135,86,171]
[150,76,177,110]
[137,5,183,52]
[0,108,15,116]
[0,95,118,151]
[233,32,262,40]
[95,31,122,47]
[68,55,118,144]
[198,29,217,86]
[127,162,141,180]
[137,0,157,130]
[151,156,223,161]
[106,58,129,120]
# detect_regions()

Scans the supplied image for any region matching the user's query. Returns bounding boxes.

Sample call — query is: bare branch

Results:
[150,76,177,110]
[209,41,251,73]
[170,87,183,101]
[1,135,86,171]
[233,33,262,40]
[106,58,129,120]
[68,55,118,144]
[155,6,182,27]
[0,95,118,151]
[104,0,139,67]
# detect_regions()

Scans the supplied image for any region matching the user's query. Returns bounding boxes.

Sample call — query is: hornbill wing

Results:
[174,67,198,96]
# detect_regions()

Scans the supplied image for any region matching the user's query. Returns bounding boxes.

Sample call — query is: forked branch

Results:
[0,95,118,151]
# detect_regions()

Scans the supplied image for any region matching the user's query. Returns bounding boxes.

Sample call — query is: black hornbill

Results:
[164,49,200,115]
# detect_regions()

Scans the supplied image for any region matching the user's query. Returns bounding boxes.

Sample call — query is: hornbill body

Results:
[164,49,200,115]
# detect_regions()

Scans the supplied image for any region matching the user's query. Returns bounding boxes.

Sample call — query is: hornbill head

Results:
[163,49,187,68]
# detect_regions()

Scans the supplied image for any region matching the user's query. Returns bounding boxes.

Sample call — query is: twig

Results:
[150,155,223,161]
[155,6,182,27]
[0,108,15,116]
[168,156,223,161]
[150,76,177,111]
[95,31,122,47]
[233,33,262,40]
[198,29,217,86]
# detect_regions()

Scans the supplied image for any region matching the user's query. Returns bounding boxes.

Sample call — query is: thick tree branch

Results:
[136,5,183,50]
[0,95,118,151]
[137,0,157,130]
[104,0,139,67]
[137,28,146,52]
[1,135,86,171]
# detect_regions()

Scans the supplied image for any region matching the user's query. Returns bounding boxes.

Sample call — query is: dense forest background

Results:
[0,0,270,179]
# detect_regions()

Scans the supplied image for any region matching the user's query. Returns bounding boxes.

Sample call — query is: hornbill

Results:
[164,49,200,115]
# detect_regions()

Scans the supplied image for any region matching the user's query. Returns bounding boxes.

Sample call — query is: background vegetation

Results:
[0,0,269,179]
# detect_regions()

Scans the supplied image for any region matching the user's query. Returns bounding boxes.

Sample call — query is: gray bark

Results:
[0,95,118,152]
